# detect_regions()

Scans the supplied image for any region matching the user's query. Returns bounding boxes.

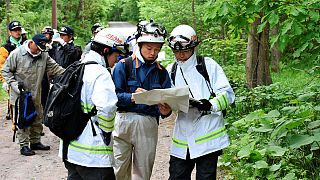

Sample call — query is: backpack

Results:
[124,56,167,89]
[170,56,226,116]
[13,82,37,142]
[44,61,98,161]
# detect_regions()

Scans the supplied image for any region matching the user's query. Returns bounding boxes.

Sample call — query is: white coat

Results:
[59,50,118,167]
[166,53,235,159]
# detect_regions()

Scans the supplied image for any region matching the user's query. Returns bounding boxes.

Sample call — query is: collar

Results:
[24,40,41,57]
[83,50,106,67]
[176,53,197,71]
[9,36,22,47]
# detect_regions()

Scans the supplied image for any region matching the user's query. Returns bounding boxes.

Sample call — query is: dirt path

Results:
[0,100,179,180]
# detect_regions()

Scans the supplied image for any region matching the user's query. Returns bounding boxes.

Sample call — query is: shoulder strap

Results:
[170,62,178,85]
[124,56,134,80]
[196,56,216,98]
[157,63,167,86]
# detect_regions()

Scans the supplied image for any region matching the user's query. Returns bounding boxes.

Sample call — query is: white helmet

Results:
[168,25,199,50]
[136,20,166,44]
[93,28,128,54]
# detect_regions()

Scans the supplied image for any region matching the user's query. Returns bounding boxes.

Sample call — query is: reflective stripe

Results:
[69,141,113,154]
[215,92,229,111]
[195,127,226,144]
[172,137,188,148]
[81,103,94,113]
[98,113,115,131]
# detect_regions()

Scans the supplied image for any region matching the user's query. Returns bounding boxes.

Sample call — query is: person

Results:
[166,25,235,180]
[60,28,129,180]
[52,26,82,68]
[82,23,103,58]
[21,28,28,42]
[1,34,65,156]
[112,20,172,180]
[0,21,26,121]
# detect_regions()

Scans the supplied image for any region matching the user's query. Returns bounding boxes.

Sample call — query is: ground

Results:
[0,101,194,180]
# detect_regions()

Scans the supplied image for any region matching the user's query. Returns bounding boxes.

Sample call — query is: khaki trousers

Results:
[13,104,43,148]
[113,112,158,180]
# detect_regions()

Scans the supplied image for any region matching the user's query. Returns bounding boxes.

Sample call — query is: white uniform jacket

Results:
[59,50,118,167]
[167,53,235,159]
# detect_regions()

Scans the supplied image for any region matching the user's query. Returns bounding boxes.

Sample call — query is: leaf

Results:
[281,19,293,36]
[251,126,273,133]
[253,160,268,169]
[290,7,300,16]
[237,146,251,159]
[314,106,320,111]
[297,92,314,102]
[289,134,314,149]
[308,120,320,130]
[293,42,309,58]
[249,150,262,162]
[281,106,298,114]
[283,173,297,180]
[269,163,281,172]
[267,146,287,157]
[257,20,268,33]
[291,21,303,35]
[266,110,280,118]
[310,10,320,21]
[268,12,279,28]
[311,142,320,151]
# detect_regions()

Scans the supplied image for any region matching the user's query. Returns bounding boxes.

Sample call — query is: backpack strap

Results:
[196,56,216,98]
[170,62,178,85]
[124,56,134,81]
[157,63,167,86]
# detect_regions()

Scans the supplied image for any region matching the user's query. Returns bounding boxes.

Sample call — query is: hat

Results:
[8,21,22,31]
[41,26,54,35]
[32,34,49,51]
[59,26,74,35]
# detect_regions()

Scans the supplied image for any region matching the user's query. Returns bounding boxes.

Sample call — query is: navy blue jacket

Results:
[112,56,171,117]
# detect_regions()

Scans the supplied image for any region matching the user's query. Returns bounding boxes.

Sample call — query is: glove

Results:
[101,131,112,146]
[10,82,20,94]
[2,81,8,91]
[198,99,212,111]
[190,98,212,111]
[53,37,66,46]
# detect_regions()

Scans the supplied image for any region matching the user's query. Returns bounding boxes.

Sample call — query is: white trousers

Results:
[113,112,158,180]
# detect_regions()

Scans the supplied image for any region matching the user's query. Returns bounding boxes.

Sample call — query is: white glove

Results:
[53,37,66,46]
[10,81,20,94]
[1,81,8,91]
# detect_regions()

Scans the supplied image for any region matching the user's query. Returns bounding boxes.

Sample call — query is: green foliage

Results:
[221,65,320,179]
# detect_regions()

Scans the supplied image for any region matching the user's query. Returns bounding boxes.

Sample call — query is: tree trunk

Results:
[271,24,281,73]
[246,13,272,89]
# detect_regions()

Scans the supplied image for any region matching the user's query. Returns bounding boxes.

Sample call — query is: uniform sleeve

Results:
[91,72,118,133]
[45,55,65,77]
[112,61,134,106]
[0,47,9,82]
[207,58,235,111]
[1,52,17,85]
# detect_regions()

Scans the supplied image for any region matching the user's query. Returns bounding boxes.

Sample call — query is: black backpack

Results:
[13,82,37,142]
[44,61,97,161]
[171,56,226,116]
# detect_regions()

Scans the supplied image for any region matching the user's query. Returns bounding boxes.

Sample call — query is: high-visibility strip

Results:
[98,113,115,131]
[69,141,113,154]
[81,103,94,113]
[195,127,227,144]
[214,93,229,111]
[172,137,188,148]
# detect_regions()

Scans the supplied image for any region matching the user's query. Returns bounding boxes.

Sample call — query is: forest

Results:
[0,0,320,179]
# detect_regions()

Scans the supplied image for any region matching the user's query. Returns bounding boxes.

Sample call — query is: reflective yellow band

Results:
[172,137,188,148]
[214,92,229,111]
[98,113,115,132]
[195,127,226,144]
[81,103,94,113]
[69,141,113,154]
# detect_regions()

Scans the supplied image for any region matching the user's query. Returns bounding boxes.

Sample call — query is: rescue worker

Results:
[52,26,82,68]
[82,23,103,58]
[166,25,235,180]
[60,28,129,180]
[0,21,26,121]
[112,20,172,180]
[2,34,65,156]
